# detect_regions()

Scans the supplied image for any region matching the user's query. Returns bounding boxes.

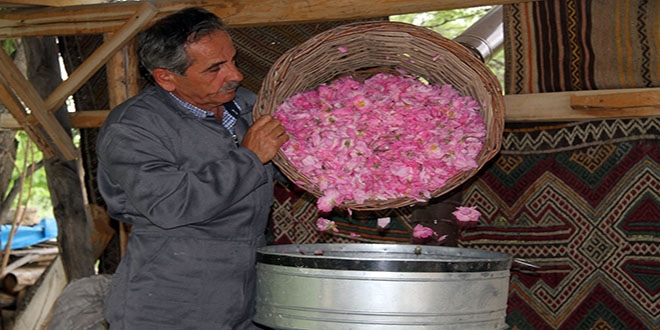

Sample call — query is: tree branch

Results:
[0,160,43,223]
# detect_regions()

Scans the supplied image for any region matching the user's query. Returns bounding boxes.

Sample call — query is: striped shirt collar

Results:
[168,92,215,118]
[168,92,240,134]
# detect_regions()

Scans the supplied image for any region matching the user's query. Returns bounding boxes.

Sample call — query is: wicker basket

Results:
[254,21,505,211]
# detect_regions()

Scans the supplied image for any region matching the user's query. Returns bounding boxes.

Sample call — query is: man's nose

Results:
[228,62,244,82]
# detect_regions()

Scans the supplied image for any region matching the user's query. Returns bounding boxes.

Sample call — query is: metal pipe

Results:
[453,5,503,63]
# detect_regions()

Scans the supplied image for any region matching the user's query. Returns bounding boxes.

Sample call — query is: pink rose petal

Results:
[273,72,486,210]
[453,206,481,223]
[412,224,436,239]
[377,217,391,229]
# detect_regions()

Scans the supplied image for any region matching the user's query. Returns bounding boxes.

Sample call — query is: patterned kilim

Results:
[460,118,660,330]
[461,1,660,328]
[269,182,416,245]
[503,0,660,94]
[227,18,385,94]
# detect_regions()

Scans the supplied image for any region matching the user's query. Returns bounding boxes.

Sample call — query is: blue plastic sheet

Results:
[0,218,58,250]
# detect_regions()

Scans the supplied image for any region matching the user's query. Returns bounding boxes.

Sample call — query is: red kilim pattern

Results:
[460,118,660,330]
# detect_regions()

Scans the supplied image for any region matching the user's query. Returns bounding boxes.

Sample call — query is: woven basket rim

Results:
[254,21,505,211]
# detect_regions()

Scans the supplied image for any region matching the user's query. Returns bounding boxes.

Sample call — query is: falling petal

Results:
[337,46,349,53]
[453,206,481,223]
[377,217,391,229]
[412,224,436,239]
[316,217,338,232]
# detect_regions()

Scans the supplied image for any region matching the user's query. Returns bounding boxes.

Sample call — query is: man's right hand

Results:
[241,115,289,163]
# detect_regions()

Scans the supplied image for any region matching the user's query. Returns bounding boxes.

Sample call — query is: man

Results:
[96,7,288,329]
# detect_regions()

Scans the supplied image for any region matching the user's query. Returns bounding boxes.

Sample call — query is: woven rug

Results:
[487,2,660,328]
[227,18,385,94]
[503,0,660,94]
[269,182,415,245]
[269,180,464,245]
[460,117,660,330]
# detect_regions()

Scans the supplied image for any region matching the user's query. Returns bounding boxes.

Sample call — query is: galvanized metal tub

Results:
[254,243,512,330]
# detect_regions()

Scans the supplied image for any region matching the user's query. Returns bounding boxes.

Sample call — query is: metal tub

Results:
[255,243,512,330]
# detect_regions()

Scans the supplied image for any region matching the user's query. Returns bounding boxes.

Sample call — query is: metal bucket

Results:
[254,243,512,330]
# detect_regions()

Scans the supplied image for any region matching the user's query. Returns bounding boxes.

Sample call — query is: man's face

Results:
[169,30,243,111]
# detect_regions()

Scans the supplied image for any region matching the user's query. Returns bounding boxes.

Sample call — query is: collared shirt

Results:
[168,92,238,133]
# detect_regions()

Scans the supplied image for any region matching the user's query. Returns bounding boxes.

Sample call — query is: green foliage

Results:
[10,131,53,218]
[390,6,505,88]
[1,39,15,56]
[391,6,493,39]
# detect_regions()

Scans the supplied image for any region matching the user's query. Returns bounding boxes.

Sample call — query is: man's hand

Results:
[241,115,289,163]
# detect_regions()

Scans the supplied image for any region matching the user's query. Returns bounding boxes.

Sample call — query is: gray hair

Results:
[137,7,227,76]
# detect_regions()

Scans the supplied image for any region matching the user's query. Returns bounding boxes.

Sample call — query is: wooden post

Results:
[105,30,140,259]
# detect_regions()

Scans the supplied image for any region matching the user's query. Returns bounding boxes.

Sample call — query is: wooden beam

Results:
[570,89,660,109]
[504,87,660,122]
[0,0,534,38]
[3,88,659,131]
[1,110,108,129]
[44,2,158,112]
[0,78,56,158]
[0,0,105,7]
[69,109,109,128]
[0,48,76,159]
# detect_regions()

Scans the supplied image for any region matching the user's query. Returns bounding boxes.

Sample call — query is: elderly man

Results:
[96,7,288,329]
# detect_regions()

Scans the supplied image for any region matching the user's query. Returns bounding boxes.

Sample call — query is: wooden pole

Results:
[105,28,140,259]
[3,265,48,293]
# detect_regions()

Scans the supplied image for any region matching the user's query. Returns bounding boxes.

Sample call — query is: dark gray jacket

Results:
[97,86,274,329]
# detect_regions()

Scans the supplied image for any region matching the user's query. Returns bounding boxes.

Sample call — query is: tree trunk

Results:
[0,130,17,223]
[0,42,18,224]
[20,36,95,280]
[58,34,123,274]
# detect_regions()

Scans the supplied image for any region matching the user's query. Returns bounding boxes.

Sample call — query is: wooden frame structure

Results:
[1,0,659,159]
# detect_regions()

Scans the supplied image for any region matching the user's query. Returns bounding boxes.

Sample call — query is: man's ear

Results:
[152,68,177,92]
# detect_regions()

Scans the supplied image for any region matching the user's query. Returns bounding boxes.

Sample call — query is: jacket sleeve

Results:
[97,102,270,229]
